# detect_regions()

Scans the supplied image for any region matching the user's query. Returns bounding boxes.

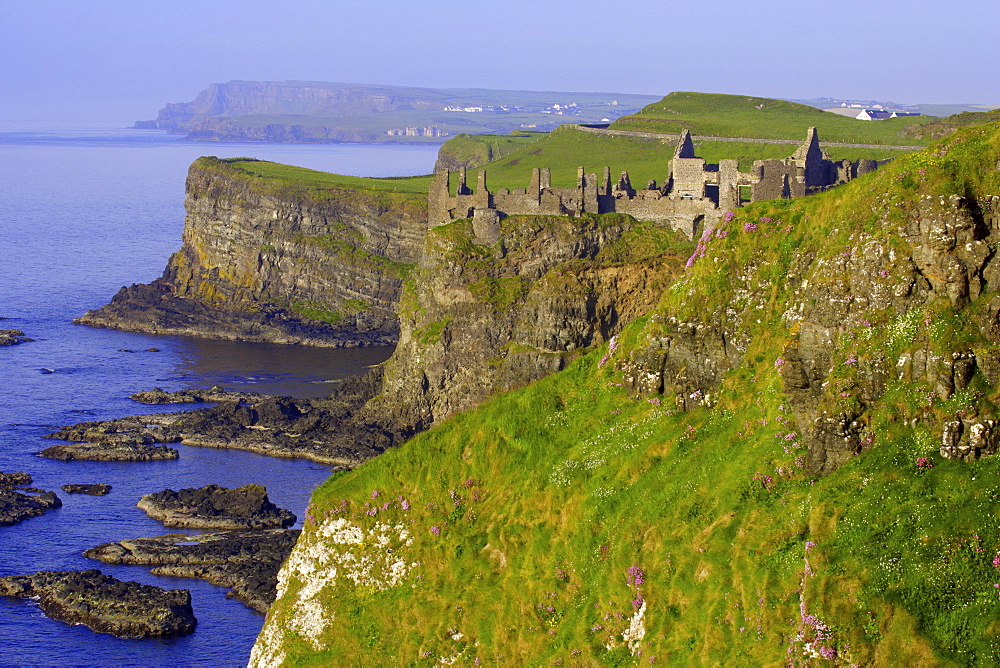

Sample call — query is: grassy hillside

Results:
[254,122,1000,664]
[612,91,937,145]
[433,131,546,169]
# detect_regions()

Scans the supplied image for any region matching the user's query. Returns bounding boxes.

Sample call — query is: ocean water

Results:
[0,129,438,666]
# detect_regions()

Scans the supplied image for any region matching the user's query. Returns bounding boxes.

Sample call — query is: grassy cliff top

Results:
[611,91,938,144]
[196,157,435,195]
[256,121,1000,664]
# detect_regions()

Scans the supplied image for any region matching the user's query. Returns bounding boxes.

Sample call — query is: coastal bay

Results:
[0,128,436,665]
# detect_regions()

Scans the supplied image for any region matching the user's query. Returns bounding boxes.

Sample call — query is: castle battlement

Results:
[428,128,886,240]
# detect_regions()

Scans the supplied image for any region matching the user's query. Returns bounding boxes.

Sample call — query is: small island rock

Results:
[61,483,112,495]
[0,569,196,638]
[85,529,300,612]
[137,483,296,529]
[0,485,62,527]
[38,442,179,462]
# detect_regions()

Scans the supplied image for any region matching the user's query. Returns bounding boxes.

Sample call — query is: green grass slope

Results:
[612,91,936,145]
[254,121,1000,665]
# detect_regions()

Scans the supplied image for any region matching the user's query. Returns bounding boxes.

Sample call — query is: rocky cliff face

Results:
[621,125,1000,476]
[76,158,426,346]
[359,214,690,438]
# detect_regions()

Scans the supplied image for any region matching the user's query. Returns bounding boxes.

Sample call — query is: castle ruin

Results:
[428,127,886,239]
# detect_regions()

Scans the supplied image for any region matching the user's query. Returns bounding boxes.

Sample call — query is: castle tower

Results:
[474,169,490,209]
[670,129,707,199]
[458,167,471,195]
[675,129,696,159]
[428,168,452,227]
[791,127,825,188]
[540,168,551,189]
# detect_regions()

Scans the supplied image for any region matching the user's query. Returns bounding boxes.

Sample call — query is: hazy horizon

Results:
[3,0,998,127]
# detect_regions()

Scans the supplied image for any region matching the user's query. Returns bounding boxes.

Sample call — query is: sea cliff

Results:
[76,158,426,346]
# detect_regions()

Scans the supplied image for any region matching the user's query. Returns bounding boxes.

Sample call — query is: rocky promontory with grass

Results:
[74,157,428,347]
[251,118,1000,664]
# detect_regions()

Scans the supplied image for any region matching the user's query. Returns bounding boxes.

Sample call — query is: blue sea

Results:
[0,127,438,666]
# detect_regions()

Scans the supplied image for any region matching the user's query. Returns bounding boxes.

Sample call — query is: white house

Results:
[856,109,892,121]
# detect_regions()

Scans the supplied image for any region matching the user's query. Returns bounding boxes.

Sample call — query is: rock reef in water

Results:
[85,529,300,613]
[130,386,264,405]
[37,441,179,462]
[0,569,196,638]
[61,483,112,495]
[137,483,296,529]
[0,329,31,346]
[0,471,62,526]
[47,374,388,466]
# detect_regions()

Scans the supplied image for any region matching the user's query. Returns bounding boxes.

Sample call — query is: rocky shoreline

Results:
[0,569,196,638]
[44,373,394,466]
[85,530,300,613]
[74,283,395,347]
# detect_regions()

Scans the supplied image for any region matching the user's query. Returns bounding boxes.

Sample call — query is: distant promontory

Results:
[132,80,660,143]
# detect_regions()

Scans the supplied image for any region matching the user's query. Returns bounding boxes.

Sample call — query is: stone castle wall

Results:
[428,127,887,240]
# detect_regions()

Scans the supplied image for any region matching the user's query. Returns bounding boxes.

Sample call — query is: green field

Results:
[612,91,938,144]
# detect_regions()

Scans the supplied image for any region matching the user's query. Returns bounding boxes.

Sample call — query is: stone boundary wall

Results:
[572,124,923,151]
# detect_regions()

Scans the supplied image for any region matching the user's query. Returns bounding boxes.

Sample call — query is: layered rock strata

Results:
[75,157,426,346]
[0,570,196,638]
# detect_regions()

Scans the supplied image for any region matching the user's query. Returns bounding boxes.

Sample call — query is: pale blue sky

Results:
[2,0,998,126]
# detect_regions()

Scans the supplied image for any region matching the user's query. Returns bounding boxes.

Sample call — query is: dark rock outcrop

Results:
[85,530,300,613]
[137,484,295,529]
[38,442,179,462]
[0,488,61,526]
[47,371,388,466]
[0,569,196,638]
[0,471,32,488]
[0,329,30,346]
[130,386,263,405]
[61,484,112,495]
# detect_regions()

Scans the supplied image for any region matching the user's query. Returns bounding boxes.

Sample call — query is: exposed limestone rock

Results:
[622,190,1000,475]
[85,530,300,613]
[0,569,196,638]
[137,484,296,529]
